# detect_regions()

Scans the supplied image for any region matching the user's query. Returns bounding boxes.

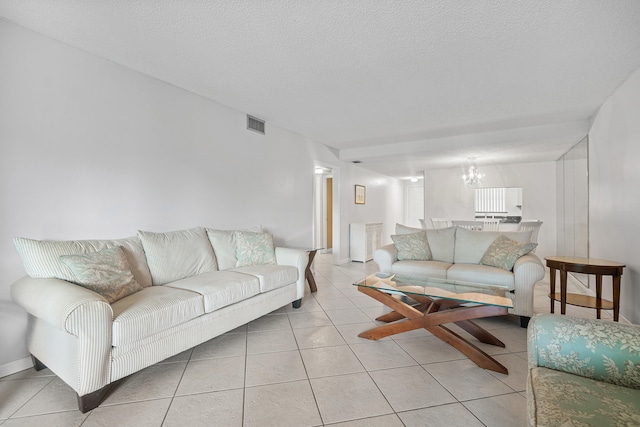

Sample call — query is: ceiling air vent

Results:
[247,115,265,135]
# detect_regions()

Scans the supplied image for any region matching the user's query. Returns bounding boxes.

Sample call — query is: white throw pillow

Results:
[13,235,152,287]
[60,246,144,303]
[137,227,217,285]
[205,226,263,270]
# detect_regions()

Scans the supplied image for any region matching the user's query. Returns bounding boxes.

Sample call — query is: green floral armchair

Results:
[527,314,640,426]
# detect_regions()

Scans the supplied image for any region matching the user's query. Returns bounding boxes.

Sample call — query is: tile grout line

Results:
[287,310,325,426]
[158,349,194,426]
[2,375,56,421]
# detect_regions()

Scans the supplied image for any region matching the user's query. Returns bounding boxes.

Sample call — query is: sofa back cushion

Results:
[205,226,263,270]
[138,227,217,285]
[395,223,423,235]
[205,229,236,270]
[394,224,456,263]
[425,227,456,263]
[454,227,533,264]
[14,235,152,287]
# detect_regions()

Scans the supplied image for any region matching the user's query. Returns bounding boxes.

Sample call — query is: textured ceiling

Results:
[2,1,640,178]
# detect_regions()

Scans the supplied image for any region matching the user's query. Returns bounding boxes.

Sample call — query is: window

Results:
[475,187,522,222]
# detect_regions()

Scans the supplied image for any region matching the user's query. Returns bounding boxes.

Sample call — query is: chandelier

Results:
[462,159,484,186]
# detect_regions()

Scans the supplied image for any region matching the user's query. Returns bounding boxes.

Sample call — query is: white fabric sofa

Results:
[11,226,308,412]
[373,224,545,327]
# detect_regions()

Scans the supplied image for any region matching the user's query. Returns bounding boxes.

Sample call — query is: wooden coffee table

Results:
[354,273,513,374]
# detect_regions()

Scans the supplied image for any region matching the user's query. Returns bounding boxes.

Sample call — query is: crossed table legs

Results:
[357,286,509,374]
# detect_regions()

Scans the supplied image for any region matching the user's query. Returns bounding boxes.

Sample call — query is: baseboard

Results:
[567,273,632,324]
[0,356,32,379]
[619,314,631,324]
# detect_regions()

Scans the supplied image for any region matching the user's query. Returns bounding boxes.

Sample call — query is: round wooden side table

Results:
[545,256,626,321]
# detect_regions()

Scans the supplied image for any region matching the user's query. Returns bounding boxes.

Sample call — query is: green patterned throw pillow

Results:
[391,231,432,261]
[235,231,277,267]
[480,235,537,271]
[59,246,144,303]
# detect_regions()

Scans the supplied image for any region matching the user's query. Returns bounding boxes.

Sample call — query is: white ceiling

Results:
[2,1,640,178]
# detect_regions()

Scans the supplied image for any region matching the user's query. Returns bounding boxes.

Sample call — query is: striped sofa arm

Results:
[527,314,640,389]
[12,276,114,396]
[275,247,309,299]
[373,244,398,274]
[512,254,545,318]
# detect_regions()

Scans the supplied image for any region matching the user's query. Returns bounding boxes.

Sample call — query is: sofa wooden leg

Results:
[292,299,302,309]
[520,316,531,328]
[31,355,47,371]
[77,384,114,413]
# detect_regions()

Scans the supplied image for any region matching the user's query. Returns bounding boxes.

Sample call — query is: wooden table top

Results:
[545,256,626,268]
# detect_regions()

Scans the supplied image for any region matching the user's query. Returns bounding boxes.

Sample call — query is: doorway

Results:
[406,182,425,229]
[314,166,333,252]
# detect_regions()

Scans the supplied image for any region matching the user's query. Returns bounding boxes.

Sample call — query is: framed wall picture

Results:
[355,185,366,204]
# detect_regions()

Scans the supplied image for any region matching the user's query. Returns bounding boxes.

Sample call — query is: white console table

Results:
[350,222,383,262]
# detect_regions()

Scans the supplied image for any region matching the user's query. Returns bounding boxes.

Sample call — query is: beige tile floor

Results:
[0,254,616,426]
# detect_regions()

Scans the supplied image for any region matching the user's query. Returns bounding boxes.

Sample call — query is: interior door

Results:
[326,177,333,249]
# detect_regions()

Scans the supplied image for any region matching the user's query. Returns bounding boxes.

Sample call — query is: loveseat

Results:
[11,226,308,412]
[373,224,545,327]
[527,314,640,426]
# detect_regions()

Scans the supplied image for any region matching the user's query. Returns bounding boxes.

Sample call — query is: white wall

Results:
[423,161,557,261]
[0,20,404,372]
[337,166,405,261]
[588,66,640,324]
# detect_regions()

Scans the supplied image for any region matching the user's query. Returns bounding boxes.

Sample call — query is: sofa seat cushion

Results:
[391,260,450,280]
[528,367,640,427]
[232,265,298,292]
[164,270,260,313]
[446,263,514,290]
[111,286,205,346]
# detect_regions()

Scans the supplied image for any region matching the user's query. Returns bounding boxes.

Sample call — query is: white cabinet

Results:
[350,222,383,262]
